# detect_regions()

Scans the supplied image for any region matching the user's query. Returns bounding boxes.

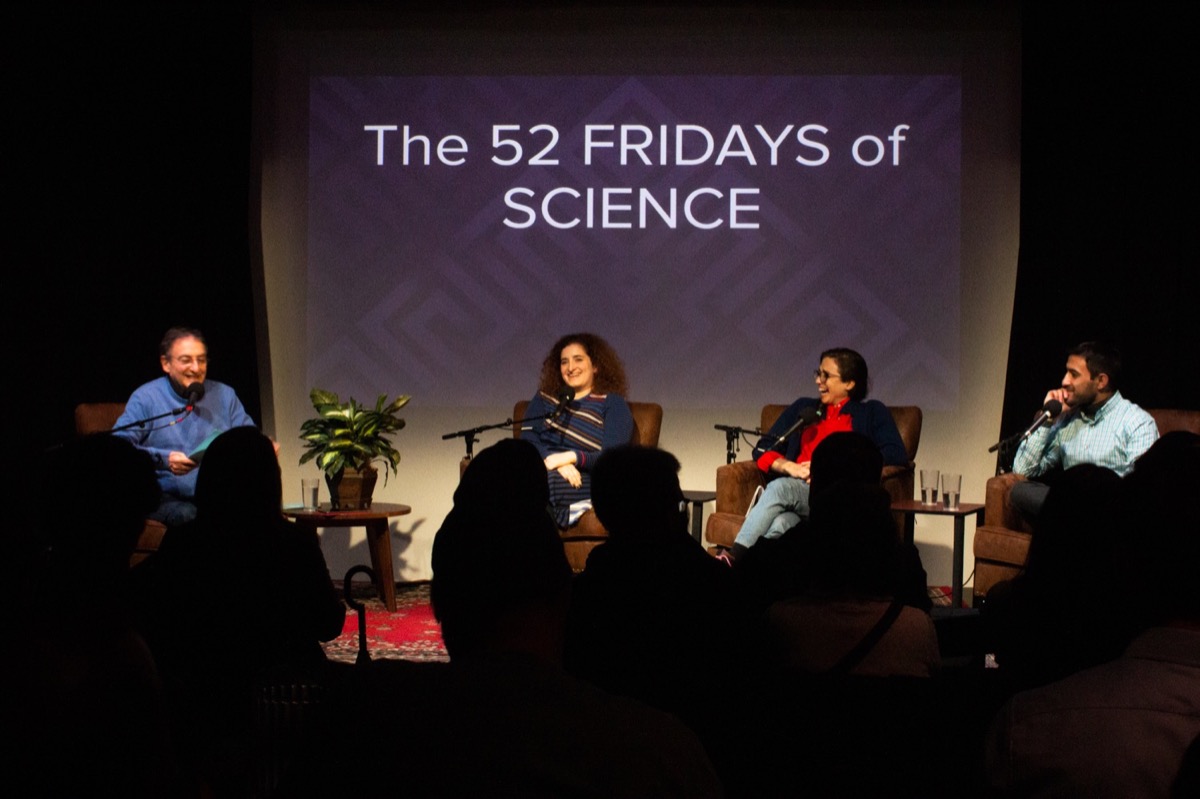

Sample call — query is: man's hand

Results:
[556,464,583,488]
[166,451,198,476]
[1042,389,1069,415]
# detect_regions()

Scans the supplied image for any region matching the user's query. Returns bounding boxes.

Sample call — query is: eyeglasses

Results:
[813,368,841,382]
[170,356,208,366]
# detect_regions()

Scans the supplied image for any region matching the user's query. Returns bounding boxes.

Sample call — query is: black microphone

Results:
[183,381,205,409]
[1020,399,1062,441]
[552,386,574,415]
[714,424,763,435]
[764,406,822,451]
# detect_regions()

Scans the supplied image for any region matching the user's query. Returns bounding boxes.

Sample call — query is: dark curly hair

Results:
[537,332,629,397]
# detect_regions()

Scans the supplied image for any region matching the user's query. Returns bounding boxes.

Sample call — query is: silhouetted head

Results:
[808,482,898,596]
[1121,431,1200,623]
[454,438,550,513]
[591,445,687,541]
[38,434,159,574]
[809,431,883,506]
[433,440,572,659]
[194,427,281,527]
[1025,463,1122,584]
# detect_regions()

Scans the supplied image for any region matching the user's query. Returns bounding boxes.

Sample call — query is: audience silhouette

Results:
[986,431,1200,796]
[27,412,1192,797]
[763,481,941,677]
[984,463,1133,693]
[134,426,344,796]
[566,445,748,717]
[13,434,192,797]
[735,431,931,615]
[279,439,722,798]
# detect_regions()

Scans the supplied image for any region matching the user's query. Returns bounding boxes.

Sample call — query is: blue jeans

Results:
[733,476,811,550]
[1010,479,1050,524]
[149,498,198,527]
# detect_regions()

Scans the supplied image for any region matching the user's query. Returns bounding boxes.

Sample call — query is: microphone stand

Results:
[987,434,1021,476]
[110,406,192,433]
[712,424,761,464]
[442,404,568,461]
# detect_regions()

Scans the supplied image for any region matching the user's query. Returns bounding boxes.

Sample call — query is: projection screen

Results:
[255,6,1020,583]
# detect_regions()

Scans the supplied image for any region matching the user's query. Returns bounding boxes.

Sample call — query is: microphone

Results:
[1020,399,1062,441]
[764,406,822,451]
[552,386,574,417]
[183,381,205,408]
[713,424,763,435]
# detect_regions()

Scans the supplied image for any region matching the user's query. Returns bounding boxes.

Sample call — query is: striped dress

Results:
[522,390,635,528]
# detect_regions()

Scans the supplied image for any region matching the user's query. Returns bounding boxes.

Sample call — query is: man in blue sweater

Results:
[112,327,256,525]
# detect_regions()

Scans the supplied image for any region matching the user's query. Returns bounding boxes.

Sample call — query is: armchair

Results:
[972,407,1200,600]
[705,405,923,551]
[512,399,663,572]
[74,402,169,567]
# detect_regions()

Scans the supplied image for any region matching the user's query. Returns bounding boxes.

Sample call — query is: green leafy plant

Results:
[299,388,410,481]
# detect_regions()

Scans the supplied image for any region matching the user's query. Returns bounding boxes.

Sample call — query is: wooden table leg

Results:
[365,518,396,612]
[952,516,965,608]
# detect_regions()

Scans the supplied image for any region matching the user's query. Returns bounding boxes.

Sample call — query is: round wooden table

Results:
[283,502,411,612]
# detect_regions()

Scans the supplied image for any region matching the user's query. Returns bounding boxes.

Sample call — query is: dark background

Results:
[6,1,1195,466]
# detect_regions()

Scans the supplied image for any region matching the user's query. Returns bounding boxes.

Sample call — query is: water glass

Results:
[301,477,320,510]
[941,473,961,510]
[919,468,940,505]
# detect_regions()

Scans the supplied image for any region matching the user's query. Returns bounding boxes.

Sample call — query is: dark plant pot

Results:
[326,465,378,510]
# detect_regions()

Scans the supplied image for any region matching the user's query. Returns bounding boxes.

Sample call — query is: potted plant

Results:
[299,388,410,510]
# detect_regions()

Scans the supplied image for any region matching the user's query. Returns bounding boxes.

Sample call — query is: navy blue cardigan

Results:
[750,397,909,470]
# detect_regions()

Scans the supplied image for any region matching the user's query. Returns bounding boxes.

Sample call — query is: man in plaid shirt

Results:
[1011,340,1159,520]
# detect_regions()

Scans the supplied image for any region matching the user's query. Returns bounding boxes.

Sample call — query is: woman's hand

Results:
[543,451,577,471]
[774,459,811,481]
[556,463,583,488]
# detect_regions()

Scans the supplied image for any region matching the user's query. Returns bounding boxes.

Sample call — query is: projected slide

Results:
[308,75,960,409]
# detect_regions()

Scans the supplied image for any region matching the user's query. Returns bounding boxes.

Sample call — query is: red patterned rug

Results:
[322,581,447,665]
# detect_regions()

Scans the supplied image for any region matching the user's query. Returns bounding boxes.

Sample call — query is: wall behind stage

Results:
[255,4,1022,586]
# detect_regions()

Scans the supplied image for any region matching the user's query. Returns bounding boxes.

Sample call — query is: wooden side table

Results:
[890,499,984,608]
[283,502,411,612]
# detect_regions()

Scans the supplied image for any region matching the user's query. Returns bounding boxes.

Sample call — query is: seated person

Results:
[1009,340,1157,522]
[135,427,344,794]
[763,482,940,678]
[112,326,257,526]
[986,432,1200,796]
[721,347,907,564]
[16,435,188,796]
[277,439,721,798]
[984,463,1133,693]
[521,332,633,528]
[736,431,931,615]
[565,445,747,715]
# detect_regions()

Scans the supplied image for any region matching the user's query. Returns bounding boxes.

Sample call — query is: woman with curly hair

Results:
[522,333,633,528]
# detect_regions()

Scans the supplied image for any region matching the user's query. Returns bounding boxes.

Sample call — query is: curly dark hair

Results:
[537,332,629,396]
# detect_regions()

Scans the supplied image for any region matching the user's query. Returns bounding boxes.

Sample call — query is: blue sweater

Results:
[522,391,634,526]
[113,377,255,499]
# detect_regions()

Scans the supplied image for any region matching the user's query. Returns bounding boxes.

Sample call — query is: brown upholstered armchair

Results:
[972,407,1200,600]
[510,399,664,572]
[74,402,169,567]
[704,404,923,551]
